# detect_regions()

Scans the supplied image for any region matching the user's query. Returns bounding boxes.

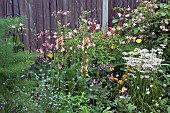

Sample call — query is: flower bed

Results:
[0,0,170,113]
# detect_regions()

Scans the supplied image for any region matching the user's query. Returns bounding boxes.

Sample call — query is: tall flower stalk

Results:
[81,37,90,76]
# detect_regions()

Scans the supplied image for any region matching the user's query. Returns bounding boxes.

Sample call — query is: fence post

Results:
[102,0,108,33]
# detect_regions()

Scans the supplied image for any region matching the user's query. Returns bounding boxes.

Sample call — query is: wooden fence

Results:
[0,0,168,51]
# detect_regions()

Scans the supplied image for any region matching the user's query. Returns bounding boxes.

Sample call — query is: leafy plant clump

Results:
[0,42,38,112]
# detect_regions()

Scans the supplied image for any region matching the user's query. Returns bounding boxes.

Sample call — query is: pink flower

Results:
[82,19,87,23]
[132,18,135,22]
[152,32,155,35]
[123,23,128,27]
[132,23,136,26]
[150,9,154,13]
[96,24,100,30]
[160,26,169,31]
[53,35,57,38]
[139,13,143,16]
[117,13,122,17]
[140,29,145,32]
[139,35,143,38]
[160,26,165,29]
[134,9,138,13]
[37,35,41,39]
[58,64,62,69]
[45,30,48,35]
[48,44,53,49]
[132,37,137,42]
[66,23,70,27]
[61,47,65,52]
[125,36,130,39]
[88,21,92,25]
[125,14,130,18]
[68,32,74,38]
[43,43,47,47]
[40,31,44,36]
[39,48,44,53]
[126,7,131,11]
[119,41,125,45]
[90,43,96,47]
[54,32,57,35]
[63,12,67,15]
[57,10,62,14]
[39,55,44,59]
[107,31,112,36]
[77,45,82,49]
[36,49,39,52]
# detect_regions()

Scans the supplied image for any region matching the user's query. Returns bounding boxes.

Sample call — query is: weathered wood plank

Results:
[96,0,102,24]
[91,0,97,19]
[0,0,5,18]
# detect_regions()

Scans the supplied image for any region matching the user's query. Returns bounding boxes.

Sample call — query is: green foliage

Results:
[0,43,37,79]
[0,42,38,112]
[0,17,25,42]
[0,97,23,113]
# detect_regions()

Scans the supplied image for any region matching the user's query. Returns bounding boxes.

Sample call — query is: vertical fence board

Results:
[96,0,102,24]
[0,0,5,18]
[91,0,97,19]
[86,0,92,18]
[50,0,57,32]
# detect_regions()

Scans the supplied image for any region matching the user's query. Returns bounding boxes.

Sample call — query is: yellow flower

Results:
[119,87,127,93]
[122,74,127,79]
[110,67,114,71]
[136,39,142,43]
[47,53,53,58]
[110,45,115,50]
[114,78,118,82]
[118,80,123,84]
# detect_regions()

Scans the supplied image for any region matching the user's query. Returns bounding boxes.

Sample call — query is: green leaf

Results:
[127,103,136,113]
[160,12,167,16]
[102,107,112,113]
[167,106,170,113]
[112,19,118,24]
[134,28,138,34]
